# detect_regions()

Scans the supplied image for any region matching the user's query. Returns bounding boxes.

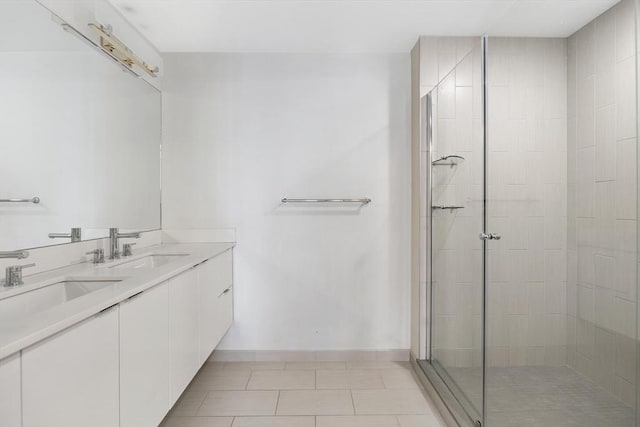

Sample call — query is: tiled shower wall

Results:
[420,36,569,369]
[412,36,478,359]
[566,0,638,408]
[486,37,568,368]
[430,43,484,370]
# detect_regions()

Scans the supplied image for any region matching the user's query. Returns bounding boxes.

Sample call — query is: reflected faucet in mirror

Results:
[109,228,141,260]
[0,250,30,260]
[48,228,82,243]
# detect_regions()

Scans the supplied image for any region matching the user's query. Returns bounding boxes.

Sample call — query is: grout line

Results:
[274,390,281,416]
[245,371,254,390]
[349,389,356,415]
[192,390,208,417]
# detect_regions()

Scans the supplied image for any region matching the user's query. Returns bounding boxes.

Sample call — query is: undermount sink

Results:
[108,254,189,270]
[0,280,121,324]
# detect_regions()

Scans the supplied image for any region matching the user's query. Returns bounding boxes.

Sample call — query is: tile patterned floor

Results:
[446,366,635,427]
[160,361,446,427]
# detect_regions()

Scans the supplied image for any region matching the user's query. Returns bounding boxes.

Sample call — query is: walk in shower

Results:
[416,1,639,425]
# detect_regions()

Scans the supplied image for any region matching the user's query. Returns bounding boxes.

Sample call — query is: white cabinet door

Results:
[0,353,21,427]
[169,268,200,405]
[120,283,169,427]
[198,250,233,364]
[22,306,119,427]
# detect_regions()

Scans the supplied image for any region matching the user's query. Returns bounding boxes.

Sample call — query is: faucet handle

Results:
[122,243,136,257]
[86,248,105,264]
[5,263,36,287]
[18,263,35,270]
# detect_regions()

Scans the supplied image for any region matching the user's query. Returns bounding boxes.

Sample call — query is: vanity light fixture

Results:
[88,22,159,78]
[60,22,139,78]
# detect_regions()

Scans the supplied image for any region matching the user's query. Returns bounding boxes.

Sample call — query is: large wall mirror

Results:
[0,0,161,251]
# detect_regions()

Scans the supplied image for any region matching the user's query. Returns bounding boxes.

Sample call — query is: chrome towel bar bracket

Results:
[281,198,371,205]
[0,197,40,204]
[432,205,464,210]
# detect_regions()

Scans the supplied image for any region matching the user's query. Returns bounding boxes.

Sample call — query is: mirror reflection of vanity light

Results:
[88,22,160,78]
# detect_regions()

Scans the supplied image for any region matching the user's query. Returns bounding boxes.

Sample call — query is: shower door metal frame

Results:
[416,35,488,427]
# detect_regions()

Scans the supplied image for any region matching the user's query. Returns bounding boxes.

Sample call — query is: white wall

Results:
[163,53,411,351]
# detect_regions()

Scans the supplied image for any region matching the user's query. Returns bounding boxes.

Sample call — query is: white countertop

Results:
[0,242,235,360]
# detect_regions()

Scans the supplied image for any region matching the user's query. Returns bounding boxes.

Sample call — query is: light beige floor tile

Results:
[169,398,204,417]
[197,391,279,416]
[397,414,446,427]
[177,390,208,404]
[380,369,421,389]
[231,416,315,427]
[161,416,233,427]
[316,370,385,389]
[317,415,400,427]
[188,370,252,391]
[352,390,433,415]
[277,390,354,415]
[347,361,411,370]
[224,362,285,370]
[247,370,315,390]
[201,362,227,371]
[285,361,347,370]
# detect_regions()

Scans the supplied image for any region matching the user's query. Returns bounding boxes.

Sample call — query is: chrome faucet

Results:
[86,248,105,264]
[48,227,82,242]
[4,263,35,287]
[0,250,29,259]
[109,228,141,259]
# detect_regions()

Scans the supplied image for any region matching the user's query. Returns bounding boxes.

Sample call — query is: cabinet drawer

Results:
[200,250,232,297]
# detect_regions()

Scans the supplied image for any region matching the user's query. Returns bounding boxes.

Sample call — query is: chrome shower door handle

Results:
[479,232,501,241]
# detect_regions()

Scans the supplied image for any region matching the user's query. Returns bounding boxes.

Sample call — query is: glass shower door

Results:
[428,39,486,426]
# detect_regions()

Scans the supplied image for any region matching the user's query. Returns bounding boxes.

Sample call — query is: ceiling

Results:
[109,0,621,53]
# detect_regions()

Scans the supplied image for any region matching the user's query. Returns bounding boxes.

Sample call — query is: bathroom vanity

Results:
[0,243,234,427]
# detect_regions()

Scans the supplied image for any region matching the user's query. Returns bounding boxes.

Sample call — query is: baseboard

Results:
[208,349,410,362]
